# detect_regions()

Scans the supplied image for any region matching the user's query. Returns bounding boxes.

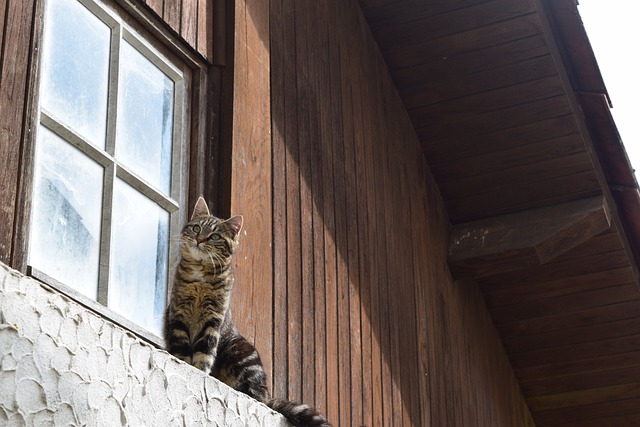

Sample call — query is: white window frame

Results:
[27,0,195,344]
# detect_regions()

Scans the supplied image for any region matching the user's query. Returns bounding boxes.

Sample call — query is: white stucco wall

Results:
[0,262,289,427]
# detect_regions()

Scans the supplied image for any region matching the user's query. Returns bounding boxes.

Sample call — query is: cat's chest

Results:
[172,281,230,312]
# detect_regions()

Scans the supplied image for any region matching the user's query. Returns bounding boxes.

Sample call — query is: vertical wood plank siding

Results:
[142,0,211,60]
[230,0,537,425]
[228,0,275,394]
[0,0,38,265]
[0,1,537,425]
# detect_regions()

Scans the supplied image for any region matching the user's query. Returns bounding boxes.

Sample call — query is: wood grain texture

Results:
[0,0,37,265]
[1,0,584,425]
[228,0,273,396]
[262,1,536,425]
[142,0,212,60]
[449,196,612,277]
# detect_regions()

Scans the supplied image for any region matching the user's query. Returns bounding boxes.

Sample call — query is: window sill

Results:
[27,266,164,348]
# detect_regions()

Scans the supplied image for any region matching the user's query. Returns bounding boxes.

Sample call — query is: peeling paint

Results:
[0,262,290,426]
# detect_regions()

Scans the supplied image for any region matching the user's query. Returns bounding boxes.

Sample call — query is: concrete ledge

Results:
[0,262,289,426]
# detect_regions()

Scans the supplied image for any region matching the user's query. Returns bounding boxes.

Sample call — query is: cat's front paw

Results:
[193,353,214,373]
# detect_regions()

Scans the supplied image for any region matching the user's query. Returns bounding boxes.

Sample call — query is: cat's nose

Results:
[196,235,206,244]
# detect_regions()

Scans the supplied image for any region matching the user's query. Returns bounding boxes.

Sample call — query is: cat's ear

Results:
[191,197,210,220]
[226,215,243,239]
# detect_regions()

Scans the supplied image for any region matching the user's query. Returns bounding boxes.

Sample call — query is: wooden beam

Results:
[448,196,611,278]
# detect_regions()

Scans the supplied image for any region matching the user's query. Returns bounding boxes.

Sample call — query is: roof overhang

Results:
[359,0,640,424]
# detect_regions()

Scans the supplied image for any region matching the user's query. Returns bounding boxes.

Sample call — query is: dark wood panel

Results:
[416,94,572,143]
[320,0,341,420]
[332,5,352,426]
[432,134,585,187]
[513,333,640,373]
[479,233,627,291]
[196,0,210,60]
[163,0,181,34]
[296,0,316,408]
[498,300,640,340]
[528,383,640,412]
[407,75,566,124]
[439,153,593,200]
[264,1,535,425]
[424,114,579,165]
[522,364,640,397]
[229,0,273,396]
[144,0,163,16]
[491,284,639,325]
[370,0,536,51]
[357,0,640,426]
[518,350,640,383]
[269,0,287,400]
[306,0,326,414]
[443,170,601,223]
[370,37,394,427]
[339,4,364,423]
[534,397,640,426]
[407,55,559,109]
[356,13,375,427]
[180,0,197,47]
[361,0,491,30]
[393,33,549,90]
[284,0,302,405]
[483,265,634,308]
[143,0,211,59]
[364,38,384,427]
[0,0,7,50]
[0,0,37,265]
[383,13,543,70]
[550,413,640,427]
[508,316,640,356]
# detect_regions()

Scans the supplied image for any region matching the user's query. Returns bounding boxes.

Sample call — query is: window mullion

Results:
[105,22,121,157]
[97,21,122,306]
[97,163,115,306]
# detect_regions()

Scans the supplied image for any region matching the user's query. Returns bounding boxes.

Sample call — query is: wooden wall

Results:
[0,0,38,266]
[230,0,536,425]
[141,0,212,60]
[2,0,536,424]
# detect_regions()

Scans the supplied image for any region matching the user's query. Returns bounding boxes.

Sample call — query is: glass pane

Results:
[29,126,103,299]
[109,179,169,335]
[116,41,174,194]
[40,0,111,148]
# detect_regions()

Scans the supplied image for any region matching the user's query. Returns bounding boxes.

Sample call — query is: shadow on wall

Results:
[238,0,453,426]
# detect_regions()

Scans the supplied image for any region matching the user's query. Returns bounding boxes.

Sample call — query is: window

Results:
[27,0,192,338]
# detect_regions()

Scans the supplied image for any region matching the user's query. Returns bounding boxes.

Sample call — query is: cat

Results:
[164,197,330,427]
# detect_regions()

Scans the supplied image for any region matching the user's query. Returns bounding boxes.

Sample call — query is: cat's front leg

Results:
[191,317,223,373]
[165,317,194,365]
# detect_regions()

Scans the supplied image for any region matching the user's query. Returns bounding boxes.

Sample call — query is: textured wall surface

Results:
[0,262,289,426]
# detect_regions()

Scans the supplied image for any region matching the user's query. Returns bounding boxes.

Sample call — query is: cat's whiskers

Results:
[206,251,218,275]
[212,251,225,275]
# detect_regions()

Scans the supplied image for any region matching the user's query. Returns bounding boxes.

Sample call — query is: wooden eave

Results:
[359,0,640,425]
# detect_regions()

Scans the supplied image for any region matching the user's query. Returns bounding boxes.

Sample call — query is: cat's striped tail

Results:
[267,398,331,427]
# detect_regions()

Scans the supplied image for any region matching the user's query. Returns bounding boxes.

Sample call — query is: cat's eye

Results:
[192,225,201,233]
[212,233,221,241]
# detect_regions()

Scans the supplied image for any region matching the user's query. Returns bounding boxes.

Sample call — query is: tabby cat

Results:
[164,197,330,427]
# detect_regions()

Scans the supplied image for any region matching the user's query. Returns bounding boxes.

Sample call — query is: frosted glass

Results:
[30,126,103,299]
[109,179,169,335]
[116,41,174,194]
[40,0,111,148]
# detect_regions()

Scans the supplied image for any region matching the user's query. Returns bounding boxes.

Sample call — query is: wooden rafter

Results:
[448,196,611,278]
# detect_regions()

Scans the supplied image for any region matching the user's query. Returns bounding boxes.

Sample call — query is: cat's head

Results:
[181,197,243,261]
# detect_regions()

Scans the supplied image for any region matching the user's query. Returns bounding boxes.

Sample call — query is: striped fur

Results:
[164,197,330,427]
